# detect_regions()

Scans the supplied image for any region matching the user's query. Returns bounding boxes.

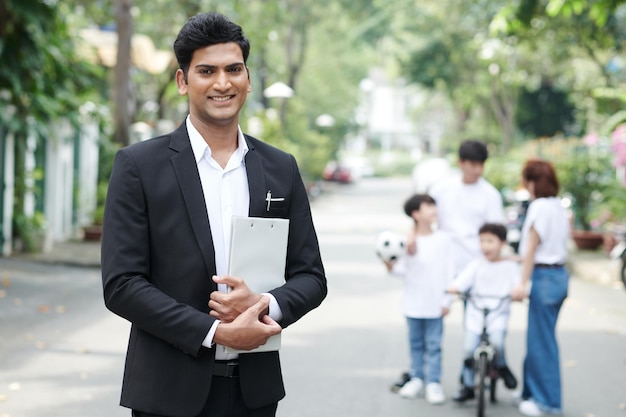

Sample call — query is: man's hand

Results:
[213,296,282,351]
[209,275,264,323]
[511,284,527,301]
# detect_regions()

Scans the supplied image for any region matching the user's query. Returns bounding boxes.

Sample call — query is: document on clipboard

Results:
[224,216,289,354]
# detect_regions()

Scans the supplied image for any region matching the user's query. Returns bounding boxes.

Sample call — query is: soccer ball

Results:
[376,231,406,262]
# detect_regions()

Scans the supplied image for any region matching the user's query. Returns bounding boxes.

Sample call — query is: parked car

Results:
[322,161,353,184]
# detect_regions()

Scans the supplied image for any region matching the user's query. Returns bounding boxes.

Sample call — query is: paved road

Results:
[1,176,625,417]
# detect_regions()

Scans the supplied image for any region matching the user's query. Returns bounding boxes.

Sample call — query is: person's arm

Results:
[486,185,505,222]
[212,295,282,351]
[406,224,418,255]
[101,149,214,356]
[512,225,540,301]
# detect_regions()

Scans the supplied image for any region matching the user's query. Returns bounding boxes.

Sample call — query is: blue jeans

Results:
[406,317,443,383]
[460,329,507,387]
[522,266,568,414]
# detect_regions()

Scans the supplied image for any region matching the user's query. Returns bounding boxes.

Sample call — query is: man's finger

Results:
[212,274,242,287]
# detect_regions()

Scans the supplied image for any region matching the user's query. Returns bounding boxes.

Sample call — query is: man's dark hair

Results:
[479,223,507,242]
[404,193,436,217]
[173,12,250,81]
[459,140,488,162]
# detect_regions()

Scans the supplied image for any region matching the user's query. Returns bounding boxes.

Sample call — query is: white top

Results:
[391,231,455,318]
[519,197,569,264]
[451,258,521,334]
[186,117,281,359]
[429,177,504,275]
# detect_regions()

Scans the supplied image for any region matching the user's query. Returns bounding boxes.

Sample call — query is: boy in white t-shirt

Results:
[383,194,455,405]
[447,223,520,402]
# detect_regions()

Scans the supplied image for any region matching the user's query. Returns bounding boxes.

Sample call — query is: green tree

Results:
[0,0,103,250]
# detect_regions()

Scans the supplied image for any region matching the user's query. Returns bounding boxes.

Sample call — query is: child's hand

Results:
[383,259,394,272]
[511,284,527,301]
[441,306,450,317]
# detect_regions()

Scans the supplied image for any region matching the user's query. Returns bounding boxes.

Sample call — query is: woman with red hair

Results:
[513,158,569,416]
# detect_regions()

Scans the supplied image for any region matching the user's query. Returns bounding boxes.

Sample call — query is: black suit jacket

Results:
[101,123,327,417]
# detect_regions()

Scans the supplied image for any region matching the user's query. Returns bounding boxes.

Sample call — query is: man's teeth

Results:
[212,96,231,102]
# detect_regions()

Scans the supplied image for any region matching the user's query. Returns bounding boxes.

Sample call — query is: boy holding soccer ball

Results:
[381,193,455,405]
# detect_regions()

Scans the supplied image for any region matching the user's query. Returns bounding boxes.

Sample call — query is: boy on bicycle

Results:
[447,223,520,402]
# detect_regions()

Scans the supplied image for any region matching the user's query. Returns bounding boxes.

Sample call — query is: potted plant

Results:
[13,212,47,252]
[83,181,107,241]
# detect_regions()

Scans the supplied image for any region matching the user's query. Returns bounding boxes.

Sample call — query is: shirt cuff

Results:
[264,292,283,322]
[202,320,221,348]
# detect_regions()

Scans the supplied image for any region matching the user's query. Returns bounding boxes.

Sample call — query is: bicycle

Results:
[457,293,512,417]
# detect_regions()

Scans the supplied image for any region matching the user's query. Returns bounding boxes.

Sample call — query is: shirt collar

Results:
[186,115,249,165]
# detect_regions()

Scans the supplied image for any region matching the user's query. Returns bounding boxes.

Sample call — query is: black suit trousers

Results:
[132,376,278,417]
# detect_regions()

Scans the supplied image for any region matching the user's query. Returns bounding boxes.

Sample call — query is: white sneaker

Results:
[519,400,544,416]
[398,378,423,399]
[425,382,446,404]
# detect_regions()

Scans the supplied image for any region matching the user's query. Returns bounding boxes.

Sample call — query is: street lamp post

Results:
[263,82,294,128]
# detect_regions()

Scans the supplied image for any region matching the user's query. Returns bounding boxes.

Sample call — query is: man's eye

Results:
[228,67,243,73]
[199,69,214,74]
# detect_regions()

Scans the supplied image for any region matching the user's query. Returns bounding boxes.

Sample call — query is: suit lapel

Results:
[244,136,267,217]
[169,124,217,282]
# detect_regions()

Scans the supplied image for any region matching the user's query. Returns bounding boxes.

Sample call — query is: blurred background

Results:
[1,0,625,256]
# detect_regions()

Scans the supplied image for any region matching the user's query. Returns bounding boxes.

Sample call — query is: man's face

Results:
[479,232,504,261]
[176,42,251,128]
[459,159,484,184]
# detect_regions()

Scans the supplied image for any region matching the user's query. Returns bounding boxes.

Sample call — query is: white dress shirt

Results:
[185,117,281,359]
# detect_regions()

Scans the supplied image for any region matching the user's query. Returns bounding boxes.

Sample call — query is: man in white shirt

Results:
[428,140,504,276]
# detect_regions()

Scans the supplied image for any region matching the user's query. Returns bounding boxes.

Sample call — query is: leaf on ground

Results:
[7,383,20,391]
[0,290,6,298]
[37,305,50,313]
[1,275,10,287]
[35,341,47,349]
[564,359,577,368]
[55,305,67,313]
[0,393,7,401]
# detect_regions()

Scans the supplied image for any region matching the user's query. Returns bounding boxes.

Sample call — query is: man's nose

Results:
[213,71,231,89]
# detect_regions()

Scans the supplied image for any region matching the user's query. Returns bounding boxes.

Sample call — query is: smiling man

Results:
[101,12,327,417]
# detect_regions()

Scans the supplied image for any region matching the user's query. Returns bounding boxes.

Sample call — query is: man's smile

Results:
[210,95,233,102]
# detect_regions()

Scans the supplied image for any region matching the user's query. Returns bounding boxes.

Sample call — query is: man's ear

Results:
[175,69,188,95]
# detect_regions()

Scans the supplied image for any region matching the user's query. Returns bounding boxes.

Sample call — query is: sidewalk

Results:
[6,238,623,288]
[10,239,101,268]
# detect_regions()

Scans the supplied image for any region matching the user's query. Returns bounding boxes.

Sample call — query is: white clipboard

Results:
[224,216,289,353]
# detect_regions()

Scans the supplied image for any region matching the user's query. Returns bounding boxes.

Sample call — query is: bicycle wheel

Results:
[489,368,497,403]
[477,353,488,417]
